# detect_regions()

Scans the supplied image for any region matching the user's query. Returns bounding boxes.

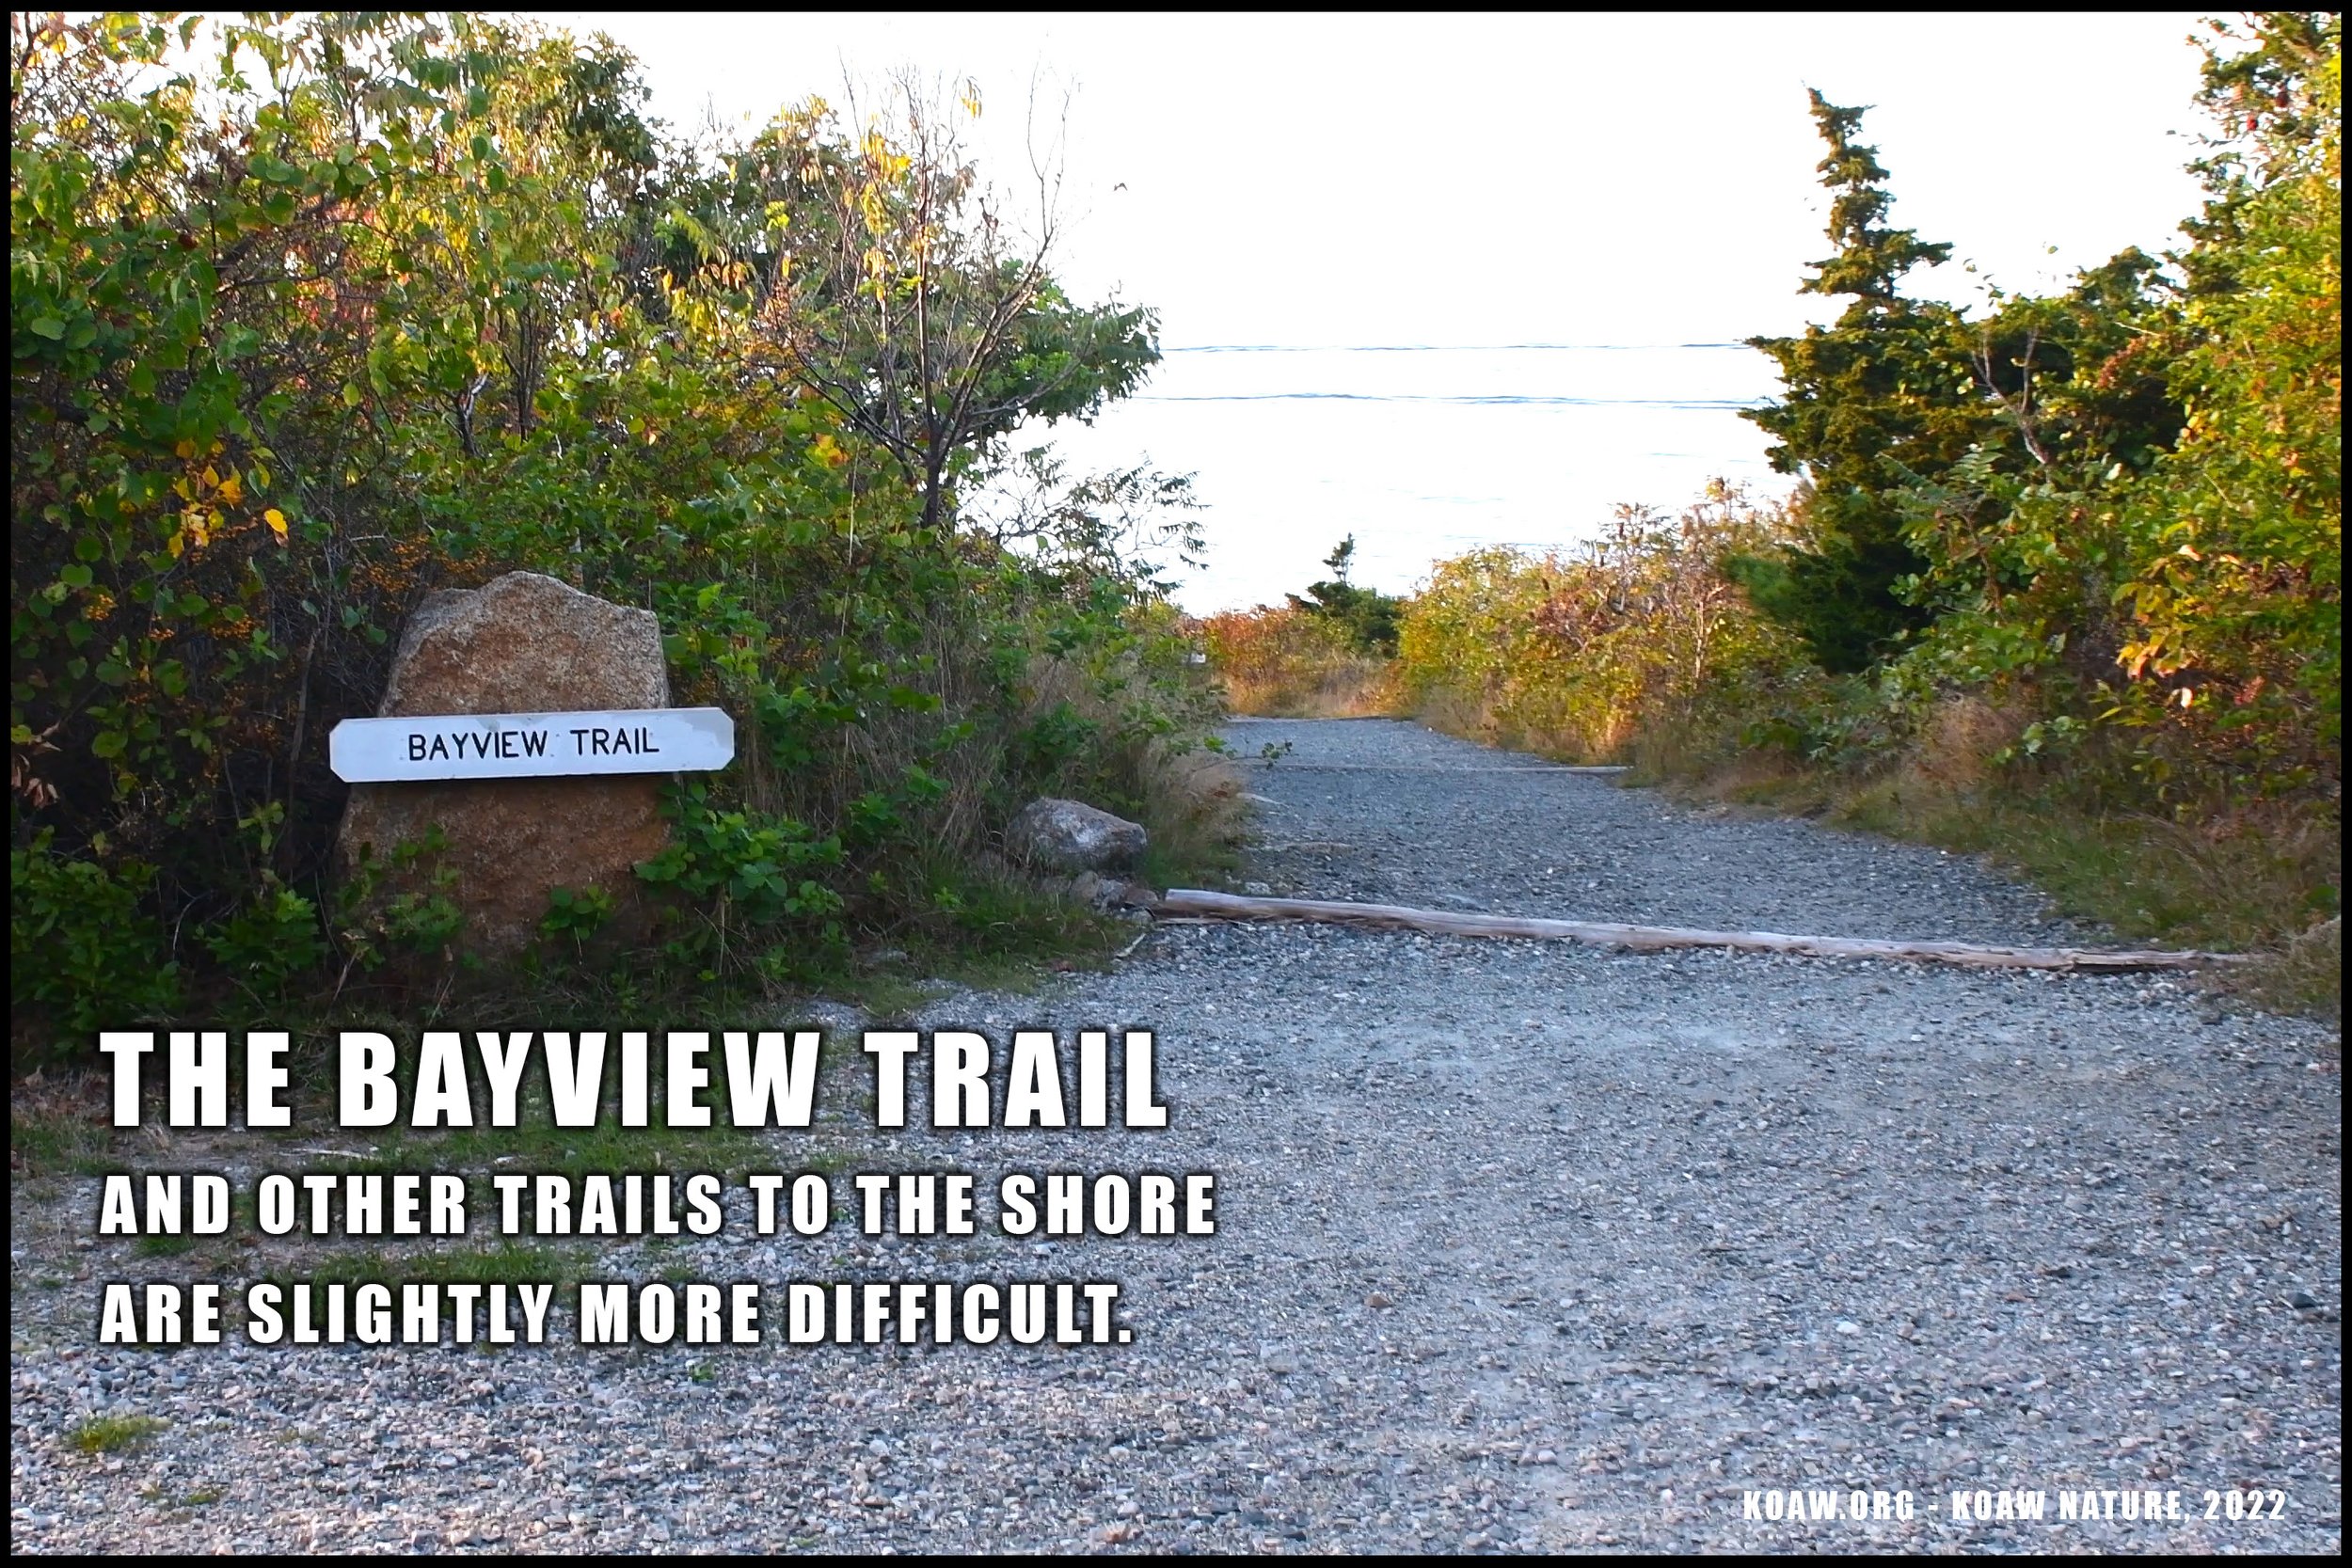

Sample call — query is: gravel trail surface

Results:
[10,718,2341,1553]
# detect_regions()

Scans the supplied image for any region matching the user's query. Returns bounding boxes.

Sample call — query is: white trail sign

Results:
[329,707,734,783]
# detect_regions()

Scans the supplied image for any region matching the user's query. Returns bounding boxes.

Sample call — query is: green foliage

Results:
[10,14,1211,1038]
[10,831,179,1034]
[749,80,1162,531]
[1257,25,2336,985]
[1288,536,1404,656]
[639,784,847,975]
[200,804,325,997]
[1867,13,2340,800]
[203,883,326,996]
[1583,19,2337,986]
[1736,22,2337,818]
[329,829,467,968]
[1016,701,1102,781]
[539,884,617,942]
[69,1414,168,1454]
[1399,485,1808,761]
[1199,542,1399,719]
[1740,90,1969,672]
[2102,13,2340,783]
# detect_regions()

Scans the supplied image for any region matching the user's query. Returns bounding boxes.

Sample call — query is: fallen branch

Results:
[1153,889,2243,973]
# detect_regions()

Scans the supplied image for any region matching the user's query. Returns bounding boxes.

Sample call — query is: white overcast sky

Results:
[538,10,2217,607]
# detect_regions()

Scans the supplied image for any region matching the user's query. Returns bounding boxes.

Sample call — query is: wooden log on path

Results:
[1262,763,1628,775]
[1153,888,2242,973]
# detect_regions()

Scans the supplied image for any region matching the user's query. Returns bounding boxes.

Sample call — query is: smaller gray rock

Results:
[1067,872,1161,911]
[1009,798,1148,875]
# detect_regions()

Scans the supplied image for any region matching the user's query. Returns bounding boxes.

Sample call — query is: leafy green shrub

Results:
[1399,486,1806,763]
[9,14,1214,1036]
[203,883,326,998]
[199,803,326,998]
[638,784,848,976]
[1288,536,1405,656]
[1738,19,2337,803]
[1015,701,1102,783]
[540,885,618,943]
[10,831,179,1036]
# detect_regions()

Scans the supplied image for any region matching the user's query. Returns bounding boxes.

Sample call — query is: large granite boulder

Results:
[336,571,672,958]
[1007,797,1148,876]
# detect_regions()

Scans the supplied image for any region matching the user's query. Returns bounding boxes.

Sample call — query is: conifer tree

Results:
[1288,535,1403,655]
[1739,92,1976,673]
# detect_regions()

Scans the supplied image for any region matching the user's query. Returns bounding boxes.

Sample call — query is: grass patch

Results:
[1830,784,2336,952]
[1135,742,1251,889]
[829,971,945,1025]
[69,1414,168,1454]
[1222,656,1400,719]
[8,1112,117,1177]
[9,1075,118,1176]
[874,854,1138,990]
[1629,726,2340,1021]
[133,1231,199,1259]
[2222,916,2341,1022]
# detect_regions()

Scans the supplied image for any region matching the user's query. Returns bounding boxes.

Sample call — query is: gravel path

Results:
[10,718,2341,1553]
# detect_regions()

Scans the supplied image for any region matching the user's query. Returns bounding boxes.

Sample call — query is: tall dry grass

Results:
[1009,651,1250,887]
[1639,692,2342,1016]
[1195,606,1400,718]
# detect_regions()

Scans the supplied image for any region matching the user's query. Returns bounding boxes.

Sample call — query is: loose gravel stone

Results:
[9,719,2340,1553]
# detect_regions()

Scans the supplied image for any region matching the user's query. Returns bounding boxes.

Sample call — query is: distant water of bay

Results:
[1026,341,1792,612]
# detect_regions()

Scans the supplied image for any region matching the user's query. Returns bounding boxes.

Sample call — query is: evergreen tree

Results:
[1289,535,1403,655]
[1739,92,1978,673]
